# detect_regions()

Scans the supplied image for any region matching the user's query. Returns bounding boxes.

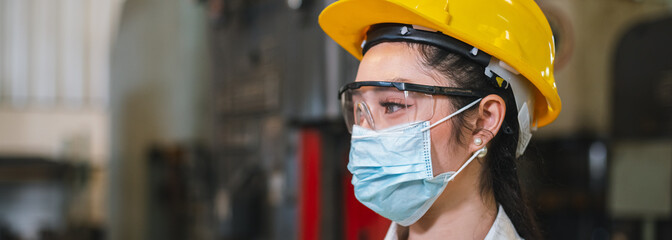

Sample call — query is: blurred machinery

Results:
[0,156,102,240]
[146,143,215,240]
[2,0,668,239]
[3,0,666,239]
[205,0,388,239]
[609,14,672,240]
[203,1,672,240]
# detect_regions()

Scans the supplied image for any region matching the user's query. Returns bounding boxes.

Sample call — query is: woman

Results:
[319,0,561,239]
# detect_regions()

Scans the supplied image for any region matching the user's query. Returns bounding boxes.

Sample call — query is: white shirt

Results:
[383,205,523,240]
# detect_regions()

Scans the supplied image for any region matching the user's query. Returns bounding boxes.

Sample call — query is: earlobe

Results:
[469,94,506,152]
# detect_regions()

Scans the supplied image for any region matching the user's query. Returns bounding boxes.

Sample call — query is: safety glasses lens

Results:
[340,86,434,133]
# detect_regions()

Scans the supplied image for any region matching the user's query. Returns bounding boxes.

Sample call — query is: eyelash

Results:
[379,101,410,113]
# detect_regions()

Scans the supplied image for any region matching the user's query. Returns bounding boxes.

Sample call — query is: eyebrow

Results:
[389,77,412,83]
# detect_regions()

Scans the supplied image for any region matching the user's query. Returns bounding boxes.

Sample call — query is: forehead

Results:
[355,42,445,86]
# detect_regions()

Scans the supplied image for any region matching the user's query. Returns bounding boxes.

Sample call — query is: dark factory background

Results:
[0,0,670,240]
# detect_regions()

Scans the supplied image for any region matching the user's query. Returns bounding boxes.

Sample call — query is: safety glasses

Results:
[339,81,488,133]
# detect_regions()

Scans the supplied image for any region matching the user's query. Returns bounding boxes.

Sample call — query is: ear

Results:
[468,94,506,153]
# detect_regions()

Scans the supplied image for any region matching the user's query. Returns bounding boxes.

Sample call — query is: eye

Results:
[380,101,409,114]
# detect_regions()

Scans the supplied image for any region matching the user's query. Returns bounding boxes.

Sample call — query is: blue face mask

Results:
[348,98,484,226]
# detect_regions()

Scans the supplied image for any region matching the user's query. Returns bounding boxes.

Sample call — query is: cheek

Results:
[430,121,459,176]
[429,106,470,176]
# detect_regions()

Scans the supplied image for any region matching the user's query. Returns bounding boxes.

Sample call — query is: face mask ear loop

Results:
[445,147,486,183]
[421,98,482,132]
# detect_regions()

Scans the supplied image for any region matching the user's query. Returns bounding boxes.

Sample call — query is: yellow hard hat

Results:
[319,0,561,127]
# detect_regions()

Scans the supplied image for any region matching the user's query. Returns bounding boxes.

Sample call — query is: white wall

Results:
[0,0,124,108]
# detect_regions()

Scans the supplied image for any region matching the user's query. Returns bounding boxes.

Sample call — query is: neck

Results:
[406,160,497,240]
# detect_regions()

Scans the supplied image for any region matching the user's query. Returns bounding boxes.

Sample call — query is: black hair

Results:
[411,43,543,239]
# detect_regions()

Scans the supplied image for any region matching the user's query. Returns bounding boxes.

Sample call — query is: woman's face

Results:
[355,42,472,175]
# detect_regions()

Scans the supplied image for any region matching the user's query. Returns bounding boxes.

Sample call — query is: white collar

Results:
[383,204,523,240]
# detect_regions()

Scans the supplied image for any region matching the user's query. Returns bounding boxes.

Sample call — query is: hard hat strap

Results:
[363,23,492,67]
